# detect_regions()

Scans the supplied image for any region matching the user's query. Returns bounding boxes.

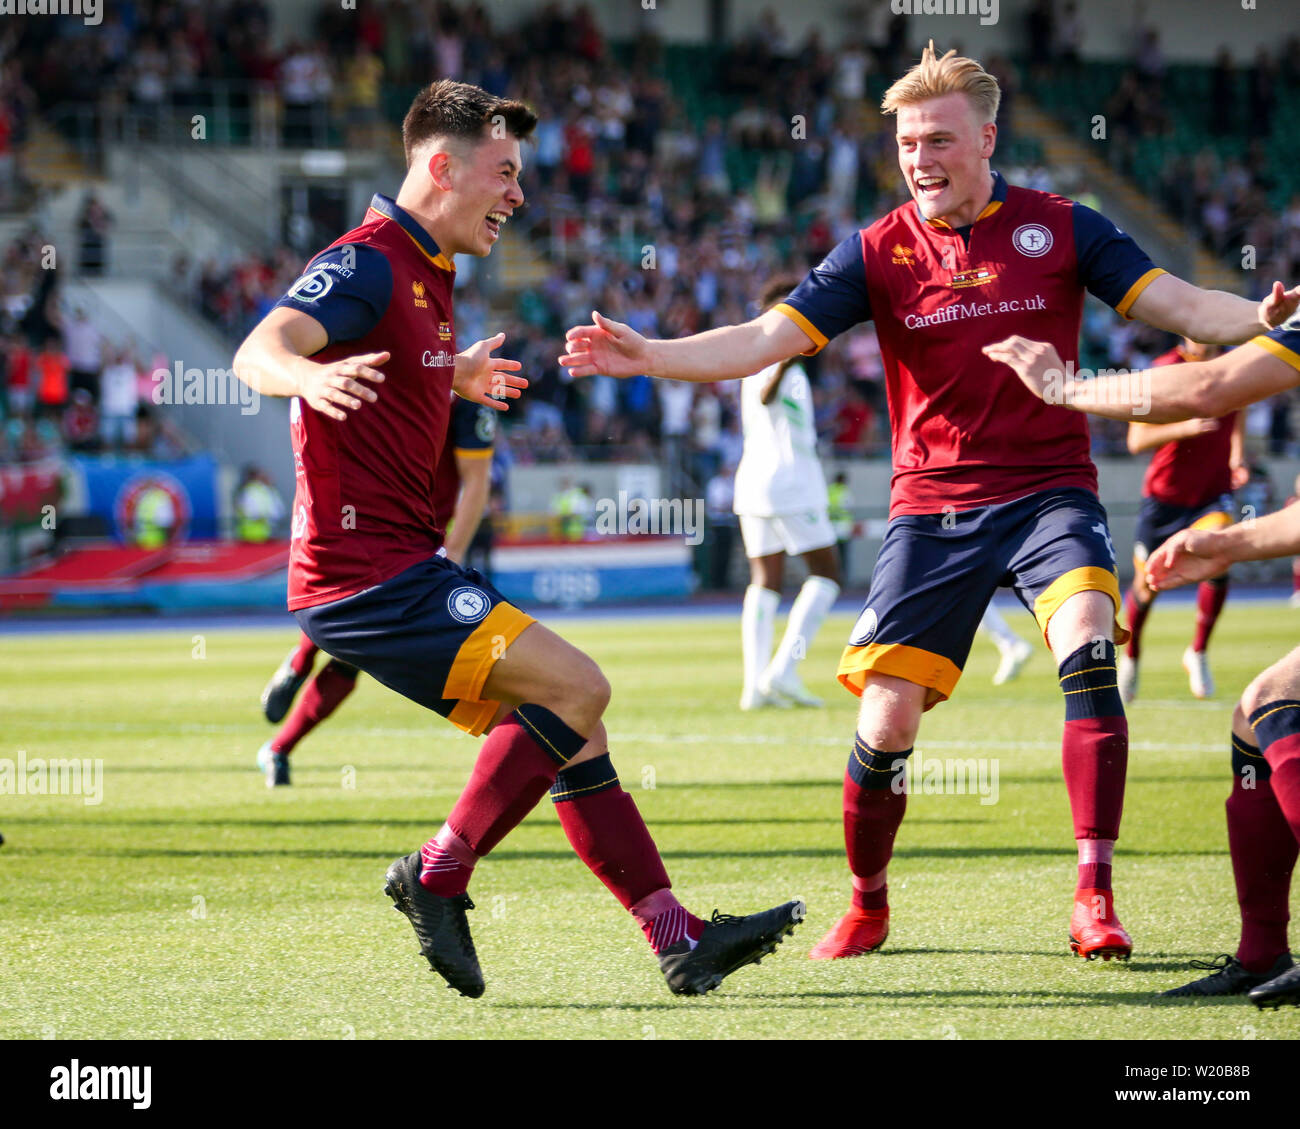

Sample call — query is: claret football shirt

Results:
[777,171,1165,517]
[271,193,460,609]
[1141,346,1237,508]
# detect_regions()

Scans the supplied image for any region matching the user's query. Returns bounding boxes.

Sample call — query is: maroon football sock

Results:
[1062,716,1128,842]
[844,765,907,891]
[1263,734,1300,844]
[1123,587,1150,660]
[851,877,889,912]
[1228,776,1297,971]
[419,708,583,897]
[550,754,702,952]
[1233,712,1300,970]
[1076,839,1114,892]
[1191,578,1228,653]
[555,786,673,909]
[269,660,358,754]
[290,632,319,677]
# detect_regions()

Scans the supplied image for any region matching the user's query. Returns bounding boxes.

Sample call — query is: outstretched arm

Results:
[1126,418,1219,454]
[1148,504,1300,591]
[983,337,1300,423]
[442,451,492,563]
[559,308,814,384]
[1128,275,1300,345]
[233,306,387,422]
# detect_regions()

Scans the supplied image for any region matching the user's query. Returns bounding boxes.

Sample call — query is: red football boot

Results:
[808,907,890,959]
[1069,888,1132,961]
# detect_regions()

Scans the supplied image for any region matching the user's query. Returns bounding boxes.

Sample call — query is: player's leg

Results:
[1011,489,1131,959]
[1183,508,1234,700]
[810,511,995,959]
[738,516,786,710]
[1238,651,1300,1006]
[1120,499,1162,703]
[305,557,802,997]
[479,627,804,993]
[761,529,842,707]
[260,630,319,723]
[809,672,926,959]
[979,603,1033,686]
[1043,587,1133,960]
[256,659,360,787]
[1164,648,1300,1001]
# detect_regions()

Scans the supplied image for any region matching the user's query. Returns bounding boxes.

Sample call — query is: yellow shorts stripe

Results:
[1190,509,1233,532]
[837,641,962,703]
[446,698,498,737]
[1032,565,1126,645]
[441,602,536,717]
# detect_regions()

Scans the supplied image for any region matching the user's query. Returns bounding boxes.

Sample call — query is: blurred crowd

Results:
[6,0,1300,483]
[0,230,194,465]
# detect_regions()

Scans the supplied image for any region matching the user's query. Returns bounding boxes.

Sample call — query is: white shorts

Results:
[738,510,837,558]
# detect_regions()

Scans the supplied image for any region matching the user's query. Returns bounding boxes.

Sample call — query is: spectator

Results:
[99,345,139,451]
[234,464,285,542]
[34,335,69,419]
[63,307,103,399]
[77,193,113,276]
[61,389,99,453]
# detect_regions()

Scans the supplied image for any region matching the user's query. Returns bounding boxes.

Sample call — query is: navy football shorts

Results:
[838,488,1124,707]
[295,554,535,736]
[1133,493,1234,572]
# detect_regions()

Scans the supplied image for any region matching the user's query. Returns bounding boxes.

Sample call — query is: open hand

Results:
[559,311,650,378]
[298,350,388,422]
[455,333,528,411]
[1146,528,1232,591]
[982,336,1069,404]
[1259,281,1300,330]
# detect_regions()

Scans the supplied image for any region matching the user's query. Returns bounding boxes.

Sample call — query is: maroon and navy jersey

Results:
[1141,347,1238,507]
[431,395,496,529]
[274,194,459,610]
[776,171,1164,518]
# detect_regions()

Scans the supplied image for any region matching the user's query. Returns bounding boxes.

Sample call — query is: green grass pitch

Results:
[2,600,1298,1040]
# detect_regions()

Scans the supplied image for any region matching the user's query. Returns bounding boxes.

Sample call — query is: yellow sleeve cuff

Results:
[773,302,830,356]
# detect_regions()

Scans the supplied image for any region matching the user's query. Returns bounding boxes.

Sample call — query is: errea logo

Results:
[891,243,916,265]
[412,280,428,309]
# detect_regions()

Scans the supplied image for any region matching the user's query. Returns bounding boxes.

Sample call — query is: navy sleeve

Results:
[779,233,872,353]
[1256,314,1300,373]
[271,243,393,346]
[1072,203,1163,317]
[452,397,496,452]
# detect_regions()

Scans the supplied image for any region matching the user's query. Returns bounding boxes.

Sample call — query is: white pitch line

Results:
[18,717,1226,754]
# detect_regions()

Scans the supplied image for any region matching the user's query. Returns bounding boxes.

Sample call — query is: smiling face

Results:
[895,92,997,228]
[426,129,525,257]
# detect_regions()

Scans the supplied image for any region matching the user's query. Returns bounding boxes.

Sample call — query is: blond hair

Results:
[881,41,1001,124]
